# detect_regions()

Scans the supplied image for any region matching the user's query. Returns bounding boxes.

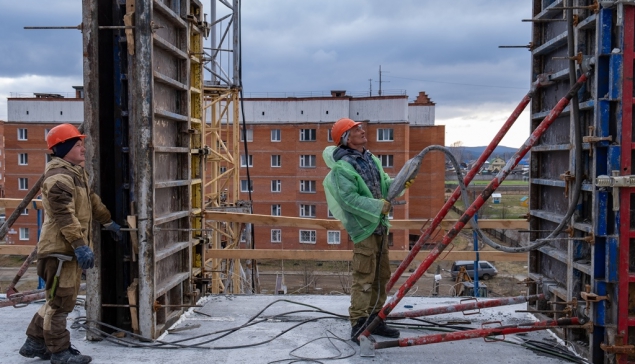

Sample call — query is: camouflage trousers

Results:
[26,255,81,354]
[349,234,391,325]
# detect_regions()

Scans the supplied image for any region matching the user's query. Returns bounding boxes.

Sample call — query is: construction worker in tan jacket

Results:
[19,123,122,364]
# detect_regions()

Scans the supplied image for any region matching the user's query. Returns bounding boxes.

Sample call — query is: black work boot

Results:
[350,317,369,345]
[50,347,92,364]
[369,313,400,338]
[19,336,51,360]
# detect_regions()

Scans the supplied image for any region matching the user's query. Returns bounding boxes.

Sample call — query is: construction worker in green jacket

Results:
[19,123,122,364]
[323,118,410,345]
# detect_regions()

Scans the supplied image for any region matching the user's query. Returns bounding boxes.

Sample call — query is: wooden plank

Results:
[205,211,528,230]
[205,249,527,262]
[0,198,43,209]
[0,245,36,255]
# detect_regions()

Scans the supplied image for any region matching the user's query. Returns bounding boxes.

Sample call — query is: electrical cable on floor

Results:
[70,299,348,350]
[267,330,356,364]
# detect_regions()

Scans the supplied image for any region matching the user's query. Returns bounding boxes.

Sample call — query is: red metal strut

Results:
[386,75,549,292]
[360,317,584,355]
[388,294,544,319]
[361,71,591,341]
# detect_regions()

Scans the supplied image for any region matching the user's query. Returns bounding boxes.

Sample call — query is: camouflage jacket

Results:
[37,157,111,258]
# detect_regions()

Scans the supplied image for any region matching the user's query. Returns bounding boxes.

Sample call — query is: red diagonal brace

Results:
[371,317,582,351]
[386,75,549,292]
[388,293,544,319]
[362,71,591,340]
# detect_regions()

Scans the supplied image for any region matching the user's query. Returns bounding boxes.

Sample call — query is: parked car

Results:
[450,260,498,280]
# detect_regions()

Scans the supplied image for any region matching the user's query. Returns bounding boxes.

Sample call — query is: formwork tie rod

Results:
[360,317,585,356]
[362,70,592,343]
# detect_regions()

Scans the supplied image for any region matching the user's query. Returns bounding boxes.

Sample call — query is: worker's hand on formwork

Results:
[104,221,123,241]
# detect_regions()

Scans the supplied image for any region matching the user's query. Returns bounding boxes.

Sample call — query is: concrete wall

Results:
[8,99,84,123]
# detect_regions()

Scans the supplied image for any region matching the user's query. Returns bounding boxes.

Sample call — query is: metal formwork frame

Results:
[81,0,206,340]
[528,1,635,362]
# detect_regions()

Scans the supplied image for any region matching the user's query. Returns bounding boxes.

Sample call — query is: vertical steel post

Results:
[232,0,240,86]
[82,0,102,341]
[618,5,635,364]
[133,0,156,339]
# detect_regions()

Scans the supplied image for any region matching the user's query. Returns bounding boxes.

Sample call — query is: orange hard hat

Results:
[332,118,361,145]
[46,123,85,149]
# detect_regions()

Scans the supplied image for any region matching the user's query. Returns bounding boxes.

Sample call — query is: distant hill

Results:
[446,145,528,163]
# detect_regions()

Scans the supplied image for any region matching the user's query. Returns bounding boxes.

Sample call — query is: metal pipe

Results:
[388,294,545,319]
[372,317,583,350]
[24,26,81,30]
[5,248,38,297]
[0,174,44,241]
[386,76,545,292]
[363,71,591,339]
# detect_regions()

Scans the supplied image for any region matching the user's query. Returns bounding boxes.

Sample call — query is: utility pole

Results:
[369,78,372,96]
[377,65,389,96]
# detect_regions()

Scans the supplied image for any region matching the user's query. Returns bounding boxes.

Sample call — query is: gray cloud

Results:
[1,0,534,146]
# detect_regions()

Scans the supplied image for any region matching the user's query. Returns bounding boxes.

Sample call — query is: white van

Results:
[451,260,498,280]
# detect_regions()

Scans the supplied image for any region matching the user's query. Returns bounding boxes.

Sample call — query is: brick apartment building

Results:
[3,88,84,245]
[233,91,445,252]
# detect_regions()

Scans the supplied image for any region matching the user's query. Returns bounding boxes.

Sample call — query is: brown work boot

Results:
[50,346,92,364]
[19,336,51,360]
[369,313,400,338]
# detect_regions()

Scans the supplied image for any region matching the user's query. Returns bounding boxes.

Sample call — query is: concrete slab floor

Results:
[2,295,585,363]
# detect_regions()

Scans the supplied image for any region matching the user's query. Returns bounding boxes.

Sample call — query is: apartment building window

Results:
[21,209,28,216]
[19,228,29,241]
[271,155,281,167]
[327,129,333,142]
[44,129,50,139]
[299,230,316,244]
[300,180,316,193]
[271,180,281,192]
[299,155,316,168]
[271,229,281,243]
[300,204,316,218]
[299,129,316,141]
[46,154,53,163]
[378,155,393,168]
[240,128,253,142]
[377,128,394,141]
[240,180,253,192]
[240,154,253,167]
[219,166,227,174]
[328,209,334,218]
[327,231,341,245]
[271,204,281,216]
[271,129,281,142]
[18,178,28,190]
[18,153,28,165]
[18,128,28,141]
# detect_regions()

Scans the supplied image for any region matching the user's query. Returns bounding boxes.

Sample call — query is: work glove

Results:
[404,178,415,189]
[104,221,123,241]
[381,199,391,215]
[74,245,95,270]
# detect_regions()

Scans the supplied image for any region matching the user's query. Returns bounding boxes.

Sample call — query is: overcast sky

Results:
[0,1,533,147]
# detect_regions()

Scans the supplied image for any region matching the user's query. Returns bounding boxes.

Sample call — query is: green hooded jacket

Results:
[322,145,393,243]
